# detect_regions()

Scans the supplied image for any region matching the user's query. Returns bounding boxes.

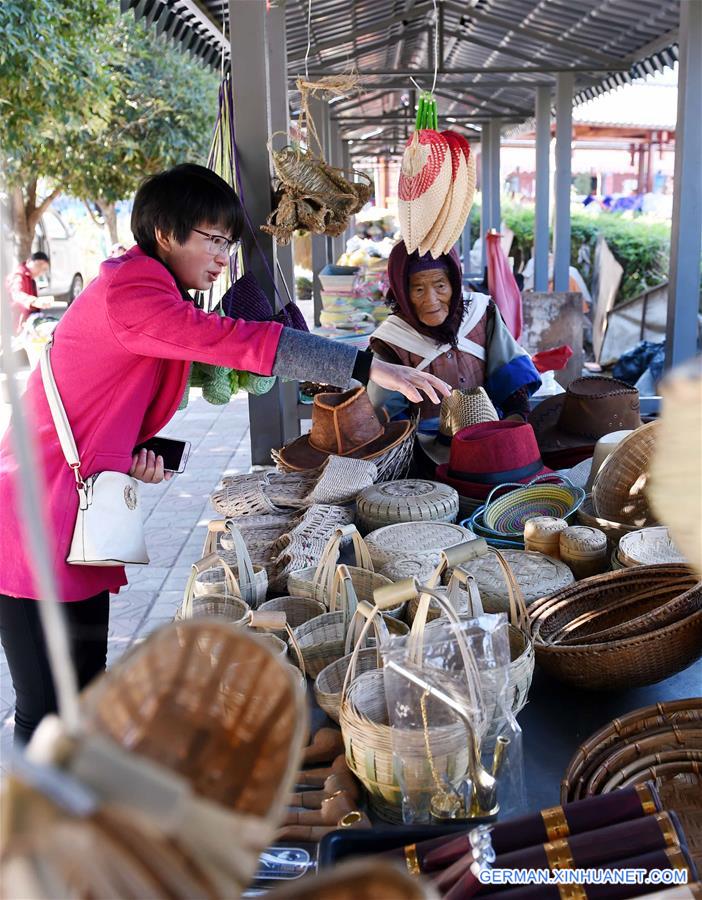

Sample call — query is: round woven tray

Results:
[356,480,459,533]
[364,521,475,568]
[379,554,443,584]
[592,421,659,526]
[561,699,702,875]
[618,526,687,568]
[451,549,574,614]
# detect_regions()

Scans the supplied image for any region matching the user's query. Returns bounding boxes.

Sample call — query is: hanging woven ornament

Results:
[398,94,452,254]
[419,130,465,257]
[440,131,477,254]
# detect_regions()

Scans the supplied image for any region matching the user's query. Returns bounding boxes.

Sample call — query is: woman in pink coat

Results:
[0,164,449,744]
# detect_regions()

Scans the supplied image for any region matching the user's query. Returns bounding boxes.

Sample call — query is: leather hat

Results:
[435,420,552,501]
[417,387,499,466]
[276,387,412,471]
[529,377,641,462]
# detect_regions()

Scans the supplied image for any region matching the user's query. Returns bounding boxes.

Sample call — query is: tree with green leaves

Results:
[0,0,219,262]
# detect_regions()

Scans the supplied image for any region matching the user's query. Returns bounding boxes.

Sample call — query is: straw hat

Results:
[417,387,499,466]
[529,377,641,464]
[276,387,412,471]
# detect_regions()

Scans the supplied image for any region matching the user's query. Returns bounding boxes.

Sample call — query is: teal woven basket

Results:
[464,511,525,549]
[481,476,585,538]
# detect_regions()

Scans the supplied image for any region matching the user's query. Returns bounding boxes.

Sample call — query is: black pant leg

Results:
[0,591,109,746]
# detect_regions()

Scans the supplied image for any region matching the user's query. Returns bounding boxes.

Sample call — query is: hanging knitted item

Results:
[239,371,277,395]
[222,271,273,321]
[202,364,234,405]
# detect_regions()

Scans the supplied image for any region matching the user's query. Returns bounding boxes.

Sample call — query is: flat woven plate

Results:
[618,526,687,567]
[484,484,585,536]
[364,521,475,566]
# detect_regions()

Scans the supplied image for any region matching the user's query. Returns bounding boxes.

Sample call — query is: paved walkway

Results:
[0,389,253,763]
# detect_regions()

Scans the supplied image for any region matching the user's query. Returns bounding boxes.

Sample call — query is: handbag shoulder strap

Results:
[39,339,82,474]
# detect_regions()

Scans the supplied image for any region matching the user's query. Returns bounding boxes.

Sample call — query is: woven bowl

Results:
[576,495,640,545]
[618,526,687,568]
[483,483,585,537]
[592,421,659,526]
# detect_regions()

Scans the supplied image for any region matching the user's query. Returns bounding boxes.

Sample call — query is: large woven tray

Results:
[364,521,475,568]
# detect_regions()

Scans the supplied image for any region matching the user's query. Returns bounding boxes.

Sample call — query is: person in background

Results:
[5,251,52,334]
[368,243,541,425]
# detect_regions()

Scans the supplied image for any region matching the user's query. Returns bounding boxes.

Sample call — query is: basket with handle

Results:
[339,578,481,822]
[175,553,251,624]
[363,521,475,570]
[287,524,398,615]
[257,595,326,639]
[197,519,268,607]
[406,540,486,624]
[481,475,585,538]
[292,565,408,680]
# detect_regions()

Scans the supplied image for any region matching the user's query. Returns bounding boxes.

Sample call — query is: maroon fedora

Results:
[435,420,552,501]
[529,377,641,461]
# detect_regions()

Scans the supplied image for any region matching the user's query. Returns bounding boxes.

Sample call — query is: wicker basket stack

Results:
[529,564,702,690]
[562,699,702,875]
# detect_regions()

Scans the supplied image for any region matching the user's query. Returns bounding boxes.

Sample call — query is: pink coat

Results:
[0,247,282,602]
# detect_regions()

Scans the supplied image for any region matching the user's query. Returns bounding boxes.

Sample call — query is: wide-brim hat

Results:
[276,386,412,471]
[529,376,641,459]
[435,420,552,501]
[417,387,498,466]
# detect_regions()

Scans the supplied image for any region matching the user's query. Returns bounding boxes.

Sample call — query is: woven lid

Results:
[560,525,608,555]
[618,526,687,567]
[524,517,569,541]
[365,521,475,565]
[357,479,458,525]
[458,549,574,612]
[379,554,442,582]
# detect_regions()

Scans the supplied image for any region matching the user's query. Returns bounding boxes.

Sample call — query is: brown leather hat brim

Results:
[529,393,598,454]
[276,418,413,471]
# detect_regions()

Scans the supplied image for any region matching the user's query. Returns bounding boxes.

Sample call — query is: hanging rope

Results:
[295,73,360,157]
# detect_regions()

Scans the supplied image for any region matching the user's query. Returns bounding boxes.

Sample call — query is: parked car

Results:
[32,209,84,304]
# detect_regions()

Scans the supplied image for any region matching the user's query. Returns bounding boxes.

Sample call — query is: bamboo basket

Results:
[617,526,687,568]
[292,566,408,679]
[364,521,475,569]
[576,495,639,546]
[176,552,250,623]
[287,524,397,615]
[561,700,702,875]
[356,479,459,533]
[339,580,482,822]
[314,647,380,724]
[257,596,325,639]
[195,521,268,607]
[591,421,660,526]
[529,566,702,690]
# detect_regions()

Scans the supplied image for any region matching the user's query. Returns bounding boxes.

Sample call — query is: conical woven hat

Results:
[417,387,499,466]
[398,130,452,253]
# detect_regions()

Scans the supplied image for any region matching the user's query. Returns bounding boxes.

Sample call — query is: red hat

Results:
[435,420,552,501]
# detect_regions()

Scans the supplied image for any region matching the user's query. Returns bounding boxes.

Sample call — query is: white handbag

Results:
[39,339,149,566]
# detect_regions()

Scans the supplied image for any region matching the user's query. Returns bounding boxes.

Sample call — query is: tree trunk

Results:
[98,199,119,245]
[10,181,61,265]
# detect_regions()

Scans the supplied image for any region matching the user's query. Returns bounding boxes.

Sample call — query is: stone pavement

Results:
[0,388,254,764]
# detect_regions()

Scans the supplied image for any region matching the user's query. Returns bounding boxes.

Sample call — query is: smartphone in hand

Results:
[132,437,191,473]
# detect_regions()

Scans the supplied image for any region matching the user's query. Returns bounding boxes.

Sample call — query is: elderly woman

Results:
[368,243,540,423]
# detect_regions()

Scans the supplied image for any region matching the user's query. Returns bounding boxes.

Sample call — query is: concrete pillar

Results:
[308,94,330,325]
[553,72,574,292]
[488,119,502,233]
[666,0,702,368]
[480,126,492,272]
[534,86,551,292]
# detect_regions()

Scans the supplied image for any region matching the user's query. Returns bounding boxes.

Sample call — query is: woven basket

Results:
[482,476,585,537]
[257,595,326,639]
[293,567,408,679]
[592,421,659,526]
[356,480,459,533]
[195,521,267,608]
[618,526,687,568]
[558,526,609,579]
[576,495,639,545]
[314,647,380,724]
[213,468,320,516]
[339,587,476,822]
[529,565,702,689]
[451,549,574,614]
[287,524,395,613]
[467,509,526,549]
[364,522,475,569]
[561,699,702,875]
[523,516,569,558]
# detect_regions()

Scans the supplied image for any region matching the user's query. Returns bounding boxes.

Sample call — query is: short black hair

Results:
[131,164,243,257]
[30,252,50,263]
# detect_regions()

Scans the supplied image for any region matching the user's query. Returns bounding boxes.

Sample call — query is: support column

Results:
[329,120,345,263]
[534,86,551,291]
[229,0,291,464]
[553,72,574,292]
[342,140,354,244]
[666,0,702,368]
[308,94,330,326]
[488,119,502,234]
[265,0,300,441]
[480,125,492,271]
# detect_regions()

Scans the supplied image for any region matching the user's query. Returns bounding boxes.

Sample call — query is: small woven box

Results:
[356,479,458,534]
[559,525,608,579]
[523,517,569,558]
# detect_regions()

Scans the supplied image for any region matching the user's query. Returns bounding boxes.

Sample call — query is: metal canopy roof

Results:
[121,0,680,154]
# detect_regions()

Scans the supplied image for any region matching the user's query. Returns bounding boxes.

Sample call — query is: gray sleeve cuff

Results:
[272,327,358,387]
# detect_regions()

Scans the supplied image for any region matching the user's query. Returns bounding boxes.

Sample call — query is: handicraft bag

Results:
[39,339,149,566]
